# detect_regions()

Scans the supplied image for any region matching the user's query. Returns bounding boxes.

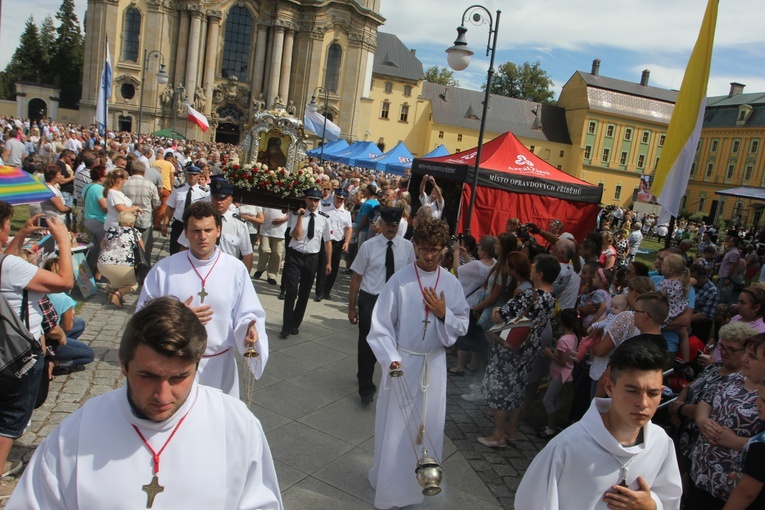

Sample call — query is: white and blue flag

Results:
[95,39,112,135]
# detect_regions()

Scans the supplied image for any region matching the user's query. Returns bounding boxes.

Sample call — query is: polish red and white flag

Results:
[187,105,209,132]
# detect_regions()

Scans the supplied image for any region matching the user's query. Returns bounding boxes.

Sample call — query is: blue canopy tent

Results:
[306,139,349,158]
[387,144,449,175]
[354,141,414,173]
[326,141,382,166]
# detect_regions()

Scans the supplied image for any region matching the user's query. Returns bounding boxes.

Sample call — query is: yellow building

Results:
[80,0,383,143]
[356,33,572,166]
[684,83,765,227]
[356,33,427,154]
[557,60,676,206]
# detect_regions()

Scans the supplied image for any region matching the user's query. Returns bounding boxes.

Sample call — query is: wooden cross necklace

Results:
[413,262,441,340]
[187,249,222,304]
[131,394,195,509]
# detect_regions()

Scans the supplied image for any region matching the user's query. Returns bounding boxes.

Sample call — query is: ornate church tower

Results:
[80,0,384,143]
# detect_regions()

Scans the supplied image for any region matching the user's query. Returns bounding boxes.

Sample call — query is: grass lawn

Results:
[10,204,31,233]
[635,238,664,268]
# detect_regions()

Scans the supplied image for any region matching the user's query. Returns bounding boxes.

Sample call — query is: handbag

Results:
[0,255,42,390]
[132,229,151,284]
[488,290,537,350]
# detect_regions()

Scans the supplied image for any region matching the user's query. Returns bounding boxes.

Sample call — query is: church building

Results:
[79,0,384,143]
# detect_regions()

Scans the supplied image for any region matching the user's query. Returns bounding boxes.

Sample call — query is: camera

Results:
[38,217,49,228]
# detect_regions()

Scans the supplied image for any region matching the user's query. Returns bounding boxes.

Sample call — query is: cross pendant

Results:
[198,286,208,303]
[422,318,431,340]
[142,475,165,508]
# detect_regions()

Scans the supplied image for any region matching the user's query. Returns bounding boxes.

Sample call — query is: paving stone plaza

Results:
[2,236,550,509]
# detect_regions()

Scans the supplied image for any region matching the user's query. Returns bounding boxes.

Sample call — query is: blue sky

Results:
[3,0,764,99]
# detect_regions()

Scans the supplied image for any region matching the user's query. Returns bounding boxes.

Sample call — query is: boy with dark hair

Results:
[516,339,682,509]
[8,298,283,509]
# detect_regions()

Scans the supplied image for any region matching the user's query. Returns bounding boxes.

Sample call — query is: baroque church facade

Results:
[79,0,384,143]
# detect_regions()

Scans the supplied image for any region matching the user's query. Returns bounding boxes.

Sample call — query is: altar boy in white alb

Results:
[7,298,283,510]
[366,219,470,510]
[515,339,682,510]
[138,201,267,397]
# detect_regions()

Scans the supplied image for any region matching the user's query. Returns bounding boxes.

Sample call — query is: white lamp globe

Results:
[446,46,473,71]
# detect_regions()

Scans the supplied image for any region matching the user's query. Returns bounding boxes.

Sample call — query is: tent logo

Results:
[509,155,550,176]
[515,155,534,166]
[399,157,411,163]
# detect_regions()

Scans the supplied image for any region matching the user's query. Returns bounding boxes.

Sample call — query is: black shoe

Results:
[314,294,323,302]
[253,271,264,280]
[290,327,300,335]
[361,393,374,404]
[323,294,332,301]
[278,290,285,300]
[279,330,289,339]
[267,278,278,285]
[52,365,86,376]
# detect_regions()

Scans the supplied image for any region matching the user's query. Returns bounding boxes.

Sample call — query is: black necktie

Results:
[386,240,394,281]
[184,185,193,210]
[307,213,315,240]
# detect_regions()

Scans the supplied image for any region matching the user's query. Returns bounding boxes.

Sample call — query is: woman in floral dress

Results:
[687,333,765,509]
[477,254,560,449]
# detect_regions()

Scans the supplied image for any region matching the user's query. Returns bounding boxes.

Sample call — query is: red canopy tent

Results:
[411,132,602,241]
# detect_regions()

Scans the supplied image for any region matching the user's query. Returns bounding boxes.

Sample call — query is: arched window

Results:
[122,8,141,62]
[221,6,253,79]
[324,43,342,93]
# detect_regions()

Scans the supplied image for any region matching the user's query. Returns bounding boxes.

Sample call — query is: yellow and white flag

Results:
[654,0,718,224]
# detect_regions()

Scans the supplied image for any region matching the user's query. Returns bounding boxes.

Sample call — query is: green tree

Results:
[38,15,57,83]
[51,0,84,108]
[0,17,46,99]
[485,61,555,105]
[424,65,459,87]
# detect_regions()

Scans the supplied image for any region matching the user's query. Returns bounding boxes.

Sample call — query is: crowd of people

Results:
[3,115,765,508]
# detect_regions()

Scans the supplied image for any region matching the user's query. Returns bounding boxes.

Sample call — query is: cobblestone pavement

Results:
[1,236,546,508]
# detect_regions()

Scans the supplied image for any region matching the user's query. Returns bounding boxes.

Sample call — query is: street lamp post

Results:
[137,49,169,141]
[446,5,501,237]
[307,86,330,162]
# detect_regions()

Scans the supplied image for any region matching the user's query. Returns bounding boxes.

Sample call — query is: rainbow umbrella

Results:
[0,166,55,205]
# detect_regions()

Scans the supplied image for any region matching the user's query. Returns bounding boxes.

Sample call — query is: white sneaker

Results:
[469,383,482,392]
[461,390,483,402]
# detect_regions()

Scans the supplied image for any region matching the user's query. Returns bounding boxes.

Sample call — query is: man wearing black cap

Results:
[177,179,254,272]
[316,188,352,301]
[160,165,210,254]
[348,207,415,404]
[279,188,332,339]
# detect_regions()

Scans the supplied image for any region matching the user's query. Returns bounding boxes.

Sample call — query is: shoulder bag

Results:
[133,229,151,285]
[488,289,537,351]
[0,255,42,390]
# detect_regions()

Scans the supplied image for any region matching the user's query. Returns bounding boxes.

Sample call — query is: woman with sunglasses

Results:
[687,333,765,508]
[668,321,755,498]
[102,170,142,231]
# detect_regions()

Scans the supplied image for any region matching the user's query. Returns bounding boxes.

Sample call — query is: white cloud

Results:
[382,0,765,55]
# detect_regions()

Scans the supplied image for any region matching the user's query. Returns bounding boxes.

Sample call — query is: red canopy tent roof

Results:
[412,132,602,240]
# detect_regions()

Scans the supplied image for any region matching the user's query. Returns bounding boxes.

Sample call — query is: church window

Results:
[221,7,252,79]
[325,44,342,93]
[120,84,135,100]
[399,104,409,122]
[122,8,141,62]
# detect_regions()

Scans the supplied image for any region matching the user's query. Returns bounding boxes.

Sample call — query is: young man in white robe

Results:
[7,298,283,510]
[515,339,682,510]
[138,201,267,398]
[366,219,470,510]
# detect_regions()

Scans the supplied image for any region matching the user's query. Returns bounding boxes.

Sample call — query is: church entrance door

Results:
[216,123,240,144]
